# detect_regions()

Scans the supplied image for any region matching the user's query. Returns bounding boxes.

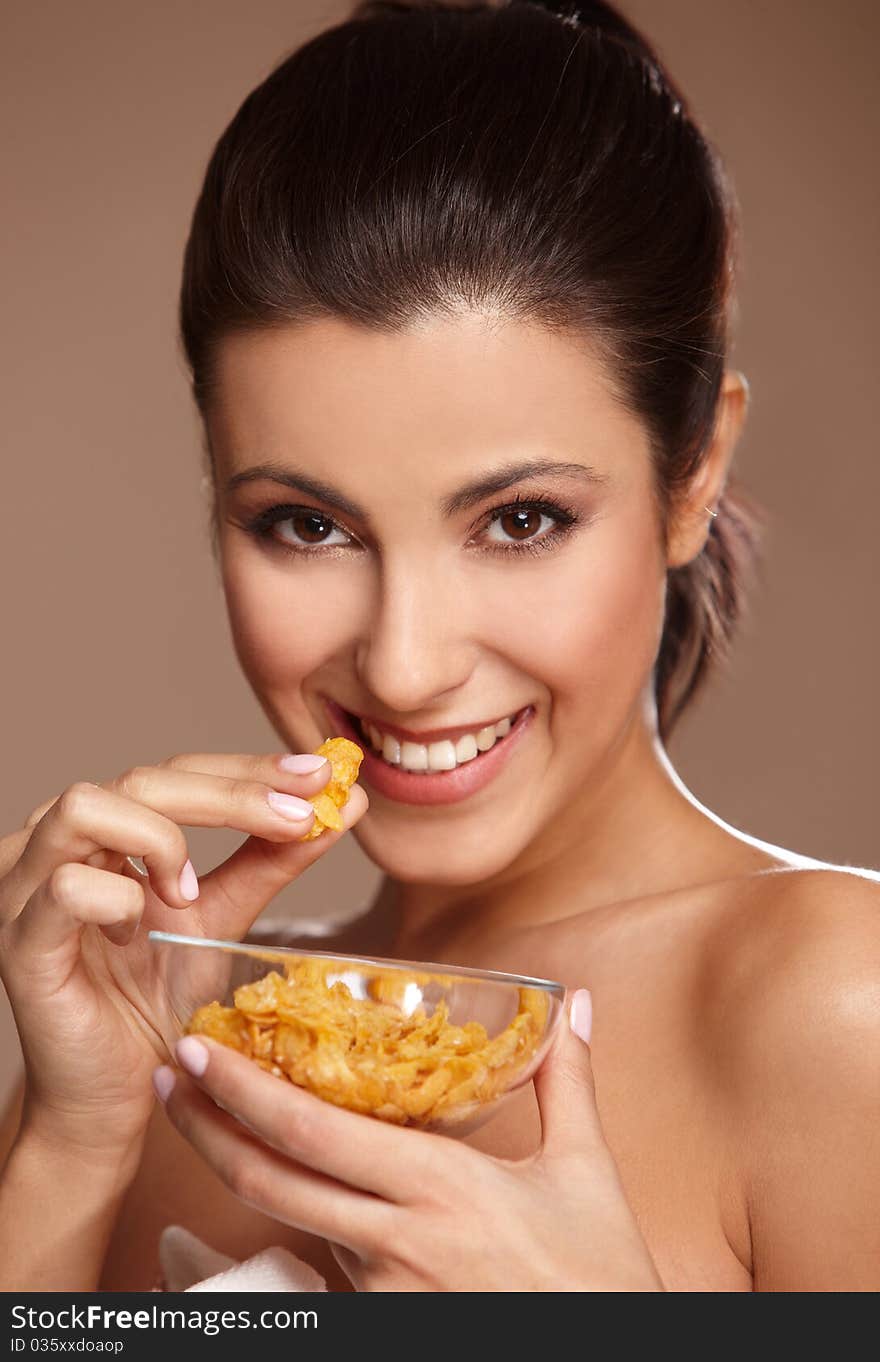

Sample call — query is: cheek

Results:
[568,529,665,687]
[484,517,666,715]
[219,541,360,688]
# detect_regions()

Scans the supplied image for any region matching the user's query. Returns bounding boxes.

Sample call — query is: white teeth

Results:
[427,740,457,772]
[476,725,497,752]
[382,733,401,765]
[357,710,522,773]
[455,733,479,763]
[400,741,428,772]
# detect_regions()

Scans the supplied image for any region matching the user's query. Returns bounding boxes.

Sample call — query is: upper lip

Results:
[326,697,526,747]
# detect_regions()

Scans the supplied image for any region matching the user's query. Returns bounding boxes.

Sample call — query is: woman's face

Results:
[207,312,668,886]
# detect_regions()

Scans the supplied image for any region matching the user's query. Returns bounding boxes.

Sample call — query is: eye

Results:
[241,504,354,553]
[239,491,583,561]
[484,505,558,546]
[275,509,351,549]
[478,495,580,555]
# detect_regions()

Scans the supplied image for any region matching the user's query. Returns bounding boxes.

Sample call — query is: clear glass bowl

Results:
[148,930,566,1137]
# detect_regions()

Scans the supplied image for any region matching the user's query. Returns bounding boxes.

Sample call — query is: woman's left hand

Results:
[154,990,664,1292]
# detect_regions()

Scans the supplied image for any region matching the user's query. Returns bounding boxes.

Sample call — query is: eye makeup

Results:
[233,487,586,561]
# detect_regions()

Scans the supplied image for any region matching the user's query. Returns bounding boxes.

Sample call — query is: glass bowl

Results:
[148,930,566,1137]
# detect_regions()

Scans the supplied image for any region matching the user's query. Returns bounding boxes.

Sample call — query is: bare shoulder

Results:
[699,864,880,1288]
[708,861,880,981]
[702,863,880,1095]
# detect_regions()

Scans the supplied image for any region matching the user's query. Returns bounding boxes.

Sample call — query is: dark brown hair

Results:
[180,0,765,741]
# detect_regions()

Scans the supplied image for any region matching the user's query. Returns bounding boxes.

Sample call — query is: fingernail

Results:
[267,790,315,820]
[152,1066,176,1103]
[278,753,328,774]
[569,988,592,1045]
[179,858,199,901]
[175,1036,209,1077]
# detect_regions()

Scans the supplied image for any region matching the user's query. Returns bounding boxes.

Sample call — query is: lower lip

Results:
[324,699,535,807]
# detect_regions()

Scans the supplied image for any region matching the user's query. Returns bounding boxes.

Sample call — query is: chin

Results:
[351,815,522,887]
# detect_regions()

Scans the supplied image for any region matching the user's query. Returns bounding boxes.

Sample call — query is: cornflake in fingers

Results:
[299,736,364,840]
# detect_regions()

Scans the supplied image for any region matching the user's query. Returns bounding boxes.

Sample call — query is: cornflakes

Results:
[186,953,549,1128]
[300,736,364,840]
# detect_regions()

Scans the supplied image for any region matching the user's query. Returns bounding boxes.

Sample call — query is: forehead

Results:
[207,311,647,488]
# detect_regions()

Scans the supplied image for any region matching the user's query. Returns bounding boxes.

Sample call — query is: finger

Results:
[1,782,199,923]
[22,751,334,815]
[24,796,61,829]
[2,763,337,927]
[2,755,365,945]
[194,782,369,940]
[532,988,605,1160]
[105,764,326,844]
[159,750,332,792]
[0,825,32,878]
[115,768,364,941]
[171,1032,446,1204]
[161,1066,392,1256]
[0,820,139,886]
[328,1241,361,1287]
[15,752,332,865]
[8,862,145,962]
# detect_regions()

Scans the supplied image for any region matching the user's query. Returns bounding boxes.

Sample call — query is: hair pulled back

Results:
[180,0,765,740]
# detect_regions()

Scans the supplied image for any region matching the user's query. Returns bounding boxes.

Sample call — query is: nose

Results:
[354,555,475,715]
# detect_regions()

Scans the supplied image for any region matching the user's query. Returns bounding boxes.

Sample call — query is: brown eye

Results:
[480,499,579,555]
[243,502,354,554]
[291,511,334,544]
[497,508,545,541]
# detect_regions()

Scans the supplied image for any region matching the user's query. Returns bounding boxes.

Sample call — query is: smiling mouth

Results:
[343,707,528,774]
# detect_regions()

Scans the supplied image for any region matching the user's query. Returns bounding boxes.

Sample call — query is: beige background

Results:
[2,0,877,1110]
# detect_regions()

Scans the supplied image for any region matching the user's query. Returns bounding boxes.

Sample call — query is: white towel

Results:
[157,1224,328,1293]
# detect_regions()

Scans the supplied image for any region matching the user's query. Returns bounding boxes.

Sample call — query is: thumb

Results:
[195,783,369,940]
[532,988,603,1157]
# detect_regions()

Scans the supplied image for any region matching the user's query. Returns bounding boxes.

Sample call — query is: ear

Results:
[665,370,750,570]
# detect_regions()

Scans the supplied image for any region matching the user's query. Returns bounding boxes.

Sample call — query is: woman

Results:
[1,0,877,1292]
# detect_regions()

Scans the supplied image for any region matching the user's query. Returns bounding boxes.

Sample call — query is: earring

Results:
[704,505,718,518]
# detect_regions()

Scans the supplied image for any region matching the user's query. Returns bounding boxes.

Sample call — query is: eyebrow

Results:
[224,458,610,521]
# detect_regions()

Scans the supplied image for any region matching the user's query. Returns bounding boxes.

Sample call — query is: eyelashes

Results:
[237,490,584,561]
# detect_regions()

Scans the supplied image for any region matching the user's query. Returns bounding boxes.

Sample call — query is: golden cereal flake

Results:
[300,736,364,840]
[185,956,550,1128]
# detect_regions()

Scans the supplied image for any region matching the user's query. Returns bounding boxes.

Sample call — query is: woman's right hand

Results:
[0,751,368,1166]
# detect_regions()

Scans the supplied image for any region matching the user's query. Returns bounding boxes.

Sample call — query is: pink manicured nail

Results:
[175,1036,209,1076]
[179,858,199,901]
[569,988,593,1045]
[267,790,314,820]
[278,754,328,774]
[152,1066,176,1103]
